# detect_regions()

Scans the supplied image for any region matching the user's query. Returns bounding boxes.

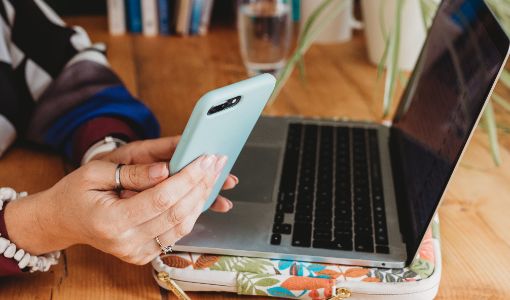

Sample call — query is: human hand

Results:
[91,136,237,212]
[5,155,227,265]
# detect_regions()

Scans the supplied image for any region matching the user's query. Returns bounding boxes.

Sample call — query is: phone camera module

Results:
[207,96,241,115]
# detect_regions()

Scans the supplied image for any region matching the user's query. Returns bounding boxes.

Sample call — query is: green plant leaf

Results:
[403,270,418,279]
[374,270,384,281]
[385,273,397,282]
[482,101,501,166]
[382,0,404,117]
[268,0,349,106]
[486,0,510,35]
[419,0,439,29]
[492,92,510,113]
[254,278,280,287]
[409,259,434,278]
[498,69,510,90]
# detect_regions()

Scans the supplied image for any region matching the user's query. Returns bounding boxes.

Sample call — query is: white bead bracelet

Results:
[0,187,60,272]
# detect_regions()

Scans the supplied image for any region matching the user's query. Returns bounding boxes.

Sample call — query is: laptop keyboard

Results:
[271,123,390,254]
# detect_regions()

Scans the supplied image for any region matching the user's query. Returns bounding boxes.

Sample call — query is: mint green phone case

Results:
[169,74,276,210]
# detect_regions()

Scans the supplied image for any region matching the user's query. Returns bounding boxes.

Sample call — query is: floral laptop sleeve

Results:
[152,216,441,300]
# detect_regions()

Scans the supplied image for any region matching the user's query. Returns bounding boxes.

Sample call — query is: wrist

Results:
[81,136,127,165]
[4,190,70,255]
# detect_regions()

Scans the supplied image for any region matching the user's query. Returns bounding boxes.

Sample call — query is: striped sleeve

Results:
[0,0,160,164]
[0,0,161,276]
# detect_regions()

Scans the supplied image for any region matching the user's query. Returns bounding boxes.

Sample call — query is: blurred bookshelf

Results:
[46,0,236,35]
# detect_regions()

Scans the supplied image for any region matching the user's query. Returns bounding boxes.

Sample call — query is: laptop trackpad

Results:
[222,145,280,203]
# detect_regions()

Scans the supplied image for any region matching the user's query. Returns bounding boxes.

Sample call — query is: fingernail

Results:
[232,175,239,185]
[227,199,233,209]
[215,155,228,173]
[149,163,169,179]
[201,155,216,170]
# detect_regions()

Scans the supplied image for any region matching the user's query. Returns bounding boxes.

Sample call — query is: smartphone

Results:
[169,73,276,211]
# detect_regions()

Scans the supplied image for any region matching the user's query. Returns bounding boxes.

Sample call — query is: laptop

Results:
[177,0,510,268]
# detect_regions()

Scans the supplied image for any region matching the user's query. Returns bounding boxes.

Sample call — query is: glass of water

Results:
[237,0,292,76]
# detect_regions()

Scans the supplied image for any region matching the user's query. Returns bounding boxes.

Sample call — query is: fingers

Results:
[131,156,225,239]
[124,136,181,164]
[120,190,138,199]
[96,136,181,165]
[222,175,238,190]
[133,136,181,163]
[119,162,169,191]
[78,160,170,192]
[118,155,226,225]
[133,194,233,264]
[209,195,233,212]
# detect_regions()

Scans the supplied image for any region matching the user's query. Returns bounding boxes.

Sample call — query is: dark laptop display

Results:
[390,0,509,262]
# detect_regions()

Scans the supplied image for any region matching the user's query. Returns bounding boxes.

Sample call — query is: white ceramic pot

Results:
[361,0,426,71]
[300,0,362,44]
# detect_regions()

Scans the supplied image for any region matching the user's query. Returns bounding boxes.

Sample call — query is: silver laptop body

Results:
[176,0,510,269]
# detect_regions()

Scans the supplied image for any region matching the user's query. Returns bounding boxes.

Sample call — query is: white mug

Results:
[300,0,362,44]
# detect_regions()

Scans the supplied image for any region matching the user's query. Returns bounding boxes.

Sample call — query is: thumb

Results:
[119,162,169,191]
[79,160,169,192]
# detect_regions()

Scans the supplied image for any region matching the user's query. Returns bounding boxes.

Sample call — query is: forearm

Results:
[0,0,160,161]
[3,191,69,255]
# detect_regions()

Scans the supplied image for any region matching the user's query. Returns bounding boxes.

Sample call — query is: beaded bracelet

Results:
[0,187,60,272]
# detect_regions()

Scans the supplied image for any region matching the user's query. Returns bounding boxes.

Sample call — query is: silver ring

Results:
[155,236,173,255]
[115,164,125,193]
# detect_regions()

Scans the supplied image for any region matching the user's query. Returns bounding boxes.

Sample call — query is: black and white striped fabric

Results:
[0,0,112,157]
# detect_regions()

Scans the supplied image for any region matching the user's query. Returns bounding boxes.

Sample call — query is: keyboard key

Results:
[313,239,352,251]
[312,240,333,249]
[283,203,294,213]
[355,243,374,253]
[273,223,292,235]
[355,235,374,253]
[271,234,282,245]
[313,231,332,241]
[292,223,312,247]
[376,245,389,254]
[274,213,284,224]
[295,213,312,223]
[296,203,313,212]
[375,230,388,245]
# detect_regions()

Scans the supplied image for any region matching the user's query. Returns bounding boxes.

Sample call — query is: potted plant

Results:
[270,0,510,165]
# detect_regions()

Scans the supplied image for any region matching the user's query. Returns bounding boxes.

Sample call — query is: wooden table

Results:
[1,16,509,299]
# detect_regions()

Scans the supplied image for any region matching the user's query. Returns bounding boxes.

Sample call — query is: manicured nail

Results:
[201,155,216,170]
[149,163,169,179]
[215,155,228,173]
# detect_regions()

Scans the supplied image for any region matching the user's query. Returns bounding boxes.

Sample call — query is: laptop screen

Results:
[390,0,509,260]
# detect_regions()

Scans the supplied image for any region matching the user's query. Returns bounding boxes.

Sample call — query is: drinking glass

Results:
[237,0,292,76]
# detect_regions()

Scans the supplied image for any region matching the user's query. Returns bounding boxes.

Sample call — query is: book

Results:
[168,0,177,34]
[107,0,126,35]
[198,0,214,36]
[176,0,192,35]
[141,0,158,36]
[157,0,170,35]
[126,0,142,33]
[292,0,300,22]
[190,0,203,35]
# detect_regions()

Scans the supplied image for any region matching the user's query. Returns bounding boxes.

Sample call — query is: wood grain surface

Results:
[0,16,509,299]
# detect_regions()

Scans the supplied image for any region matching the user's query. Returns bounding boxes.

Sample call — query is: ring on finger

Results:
[155,236,173,255]
[115,164,125,193]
